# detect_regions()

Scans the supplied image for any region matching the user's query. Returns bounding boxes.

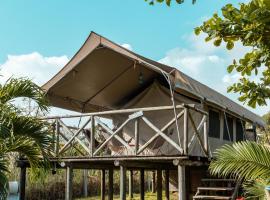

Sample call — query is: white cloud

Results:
[121,43,133,51]
[159,32,269,116]
[159,33,225,78]
[0,52,69,86]
[222,73,241,84]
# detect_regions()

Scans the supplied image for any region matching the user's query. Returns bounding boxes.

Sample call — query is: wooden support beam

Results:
[165,170,170,200]
[65,166,73,200]
[203,120,208,156]
[137,110,184,155]
[83,170,88,197]
[188,111,208,156]
[120,165,127,200]
[90,116,95,156]
[108,169,114,200]
[140,169,145,200]
[141,116,183,153]
[183,108,188,155]
[55,119,60,157]
[152,171,156,193]
[19,167,26,200]
[157,169,162,200]
[178,165,186,200]
[134,119,139,155]
[101,169,105,200]
[129,170,134,199]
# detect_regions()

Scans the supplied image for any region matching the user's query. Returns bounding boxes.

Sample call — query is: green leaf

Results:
[205,36,212,42]
[214,38,222,46]
[176,0,184,4]
[166,0,171,6]
[226,41,234,50]
[194,27,201,35]
[227,64,235,73]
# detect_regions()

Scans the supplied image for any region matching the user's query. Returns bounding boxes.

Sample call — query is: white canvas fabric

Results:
[111,82,207,157]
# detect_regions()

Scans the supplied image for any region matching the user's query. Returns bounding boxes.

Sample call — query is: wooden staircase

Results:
[193,178,241,200]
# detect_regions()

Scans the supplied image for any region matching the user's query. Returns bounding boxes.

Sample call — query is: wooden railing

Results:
[43,104,209,158]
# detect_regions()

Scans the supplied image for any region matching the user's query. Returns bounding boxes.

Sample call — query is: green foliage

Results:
[196,0,270,108]
[0,78,52,199]
[145,0,196,6]
[243,180,268,199]
[210,141,270,199]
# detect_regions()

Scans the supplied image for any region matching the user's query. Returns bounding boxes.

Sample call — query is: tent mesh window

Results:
[236,119,244,141]
[223,115,234,141]
[208,109,220,139]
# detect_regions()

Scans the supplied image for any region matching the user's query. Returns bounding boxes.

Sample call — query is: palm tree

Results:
[0,78,53,199]
[210,141,270,199]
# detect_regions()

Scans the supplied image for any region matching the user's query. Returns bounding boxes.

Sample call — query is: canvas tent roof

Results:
[42,32,265,127]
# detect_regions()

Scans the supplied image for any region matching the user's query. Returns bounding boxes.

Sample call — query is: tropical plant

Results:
[0,78,53,199]
[210,141,270,199]
[195,0,270,108]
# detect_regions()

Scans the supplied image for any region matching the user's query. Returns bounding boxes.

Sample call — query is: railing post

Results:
[90,116,95,157]
[55,119,60,157]
[183,108,188,155]
[134,119,139,155]
[203,118,208,156]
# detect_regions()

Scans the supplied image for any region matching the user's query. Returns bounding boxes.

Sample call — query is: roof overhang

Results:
[42,31,266,128]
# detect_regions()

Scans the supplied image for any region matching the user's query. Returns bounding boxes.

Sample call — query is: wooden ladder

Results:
[193,179,241,200]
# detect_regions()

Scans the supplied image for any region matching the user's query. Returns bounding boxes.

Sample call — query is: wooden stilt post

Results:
[165,170,170,200]
[120,165,127,200]
[140,169,145,200]
[83,170,88,197]
[129,170,134,199]
[65,165,73,200]
[101,169,106,200]
[178,165,186,200]
[108,168,114,200]
[19,166,26,200]
[151,171,156,193]
[157,169,162,200]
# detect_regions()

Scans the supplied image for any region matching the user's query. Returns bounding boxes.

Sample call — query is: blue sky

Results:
[0,0,267,116]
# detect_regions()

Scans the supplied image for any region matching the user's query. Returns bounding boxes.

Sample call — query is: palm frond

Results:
[209,141,270,181]
[0,78,48,111]
[0,105,53,157]
[243,179,267,200]
[11,115,53,157]
[0,154,8,200]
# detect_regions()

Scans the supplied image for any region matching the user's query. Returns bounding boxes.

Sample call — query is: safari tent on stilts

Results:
[18,32,265,200]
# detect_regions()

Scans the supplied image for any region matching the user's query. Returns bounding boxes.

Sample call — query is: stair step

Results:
[201,179,235,182]
[193,195,231,199]
[198,187,234,191]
